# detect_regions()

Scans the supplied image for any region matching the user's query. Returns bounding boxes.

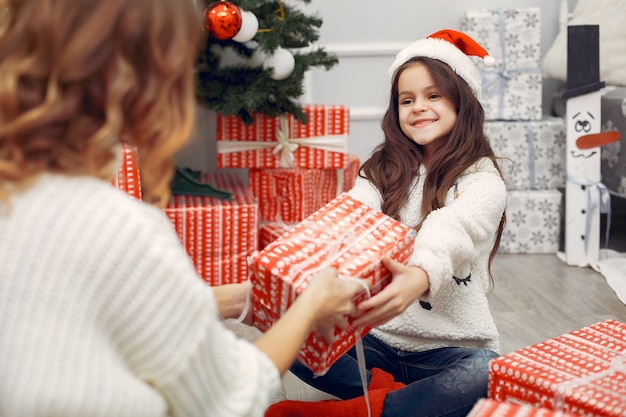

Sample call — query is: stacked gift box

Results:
[216,105,350,169]
[249,153,360,224]
[485,118,566,254]
[461,8,543,121]
[164,171,258,285]
[461,7,566,254]
[216,103,360,255]
[249,193,416,375]
[110,143,259,285]
[159,104,358,287]
[112,144,142,200]
[110,146,255,285]
[252,152,360,250]
[488,319,626,417]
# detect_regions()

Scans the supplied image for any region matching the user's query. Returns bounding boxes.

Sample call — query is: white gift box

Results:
[499,189,562,254]
[461,8,542,121]
[487,117,566,190]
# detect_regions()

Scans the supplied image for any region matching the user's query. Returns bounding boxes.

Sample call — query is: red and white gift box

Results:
[488,319,626,417]
[112,144,141,200]
[164,171,258,285]
[468,399,580,417]
[249,193,416,375]
[216,105,349,169]
[258,221,296,250]
[249,154,360,223]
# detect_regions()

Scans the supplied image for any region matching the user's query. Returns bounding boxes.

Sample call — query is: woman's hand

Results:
[212,281,252,323]
[351,257,429,329]
[299,267,365,344]
[255,267,364,375]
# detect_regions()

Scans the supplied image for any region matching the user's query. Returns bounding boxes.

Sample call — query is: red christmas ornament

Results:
[205,1,242,40]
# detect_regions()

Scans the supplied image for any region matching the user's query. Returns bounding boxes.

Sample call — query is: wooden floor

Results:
[490,200,626,354]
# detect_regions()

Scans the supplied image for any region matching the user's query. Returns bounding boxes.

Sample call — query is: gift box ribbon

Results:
[524,122,538,189]
[285,215,390,291]
[217,115,349,168]
[482,9,541,119]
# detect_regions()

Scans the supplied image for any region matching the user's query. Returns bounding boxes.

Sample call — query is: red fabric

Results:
[265,368,405,417]
[428,29,489,60]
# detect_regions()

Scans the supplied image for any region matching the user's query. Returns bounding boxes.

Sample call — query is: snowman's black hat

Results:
[562,25,605,99]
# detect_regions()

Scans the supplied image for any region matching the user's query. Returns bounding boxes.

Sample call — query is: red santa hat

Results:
[388,29,495,98]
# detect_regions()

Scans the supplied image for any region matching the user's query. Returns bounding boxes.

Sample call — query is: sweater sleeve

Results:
[407,160,507,296]
[96,201,281,417]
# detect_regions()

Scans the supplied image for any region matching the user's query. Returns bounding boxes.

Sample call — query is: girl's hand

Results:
[351,257,429,329]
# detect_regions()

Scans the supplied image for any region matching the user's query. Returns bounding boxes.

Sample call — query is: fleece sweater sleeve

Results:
[407,163,507,297]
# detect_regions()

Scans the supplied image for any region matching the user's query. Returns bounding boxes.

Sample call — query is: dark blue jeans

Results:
[290,334,499,417]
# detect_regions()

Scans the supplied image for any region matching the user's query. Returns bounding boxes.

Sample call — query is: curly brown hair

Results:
[360,57,506,275]
[0,0,202,206]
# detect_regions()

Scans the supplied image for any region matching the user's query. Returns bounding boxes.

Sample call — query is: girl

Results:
[273,30,508,417]
[0,0,362,416]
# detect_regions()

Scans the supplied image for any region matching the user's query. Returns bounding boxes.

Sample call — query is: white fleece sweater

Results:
[348,157,507,353]
[0,174,280,417]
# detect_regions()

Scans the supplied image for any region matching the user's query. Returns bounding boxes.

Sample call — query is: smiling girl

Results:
[278,30,508,417]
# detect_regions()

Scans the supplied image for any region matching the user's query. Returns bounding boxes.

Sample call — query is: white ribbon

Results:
[287,216,389,291]
[554,355,626,412]
[235,284,252,324]
[217,115,349,168]
[272,117,300,167]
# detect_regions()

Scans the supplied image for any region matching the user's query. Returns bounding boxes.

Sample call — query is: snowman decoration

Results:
[558,26,620,267]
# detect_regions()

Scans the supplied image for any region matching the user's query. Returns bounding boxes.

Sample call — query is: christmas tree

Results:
[195,0,338,124]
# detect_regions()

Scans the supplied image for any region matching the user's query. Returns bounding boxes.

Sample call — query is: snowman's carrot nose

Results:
[576,131,620,150]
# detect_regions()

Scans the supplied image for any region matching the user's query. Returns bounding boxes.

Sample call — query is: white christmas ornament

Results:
[232,10,258,43]
[263,47,295,80]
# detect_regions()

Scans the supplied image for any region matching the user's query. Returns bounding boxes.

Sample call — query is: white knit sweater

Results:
[0,174,280,417]
[348,157,507,353]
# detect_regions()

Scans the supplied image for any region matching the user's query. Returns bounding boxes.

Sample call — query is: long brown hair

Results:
[0,0,202,206]
[360,57,506,277]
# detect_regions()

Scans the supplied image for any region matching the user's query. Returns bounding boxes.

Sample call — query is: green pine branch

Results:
[195,0,338,124]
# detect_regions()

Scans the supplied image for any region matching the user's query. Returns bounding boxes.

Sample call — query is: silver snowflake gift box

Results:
[461,8,543,121]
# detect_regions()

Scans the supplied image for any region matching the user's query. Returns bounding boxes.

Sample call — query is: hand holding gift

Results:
[295,267,367,344]
[352,257,429,330]
[249,193,417,375]
[253,266,365,376]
